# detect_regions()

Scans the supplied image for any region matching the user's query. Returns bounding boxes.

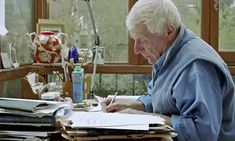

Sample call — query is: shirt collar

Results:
[153,25,185,73]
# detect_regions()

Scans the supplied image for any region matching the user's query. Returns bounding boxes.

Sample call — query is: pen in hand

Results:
[108,91,118,106]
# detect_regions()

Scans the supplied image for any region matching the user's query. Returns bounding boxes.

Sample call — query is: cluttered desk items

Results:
[57,94,177,140]
[0,97,177,140]
[0,98,72,140]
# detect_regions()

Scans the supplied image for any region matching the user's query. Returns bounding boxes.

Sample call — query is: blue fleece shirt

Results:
[139,25,235,141]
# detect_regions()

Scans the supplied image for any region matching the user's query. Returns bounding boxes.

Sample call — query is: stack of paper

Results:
[0,98,71,140]
[59,111,177,140]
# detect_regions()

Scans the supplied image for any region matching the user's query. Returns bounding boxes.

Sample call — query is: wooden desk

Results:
[49,133,172,141]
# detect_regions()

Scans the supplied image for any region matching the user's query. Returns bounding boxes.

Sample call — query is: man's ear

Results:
[164,24,177,41]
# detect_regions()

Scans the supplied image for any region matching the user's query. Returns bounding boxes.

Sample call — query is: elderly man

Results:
[102,0,235,141]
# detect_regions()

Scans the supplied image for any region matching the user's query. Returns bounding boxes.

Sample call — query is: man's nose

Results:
[134,40,143,54]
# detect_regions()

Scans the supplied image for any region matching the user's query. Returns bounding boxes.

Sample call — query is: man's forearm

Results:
[128,100,145,111]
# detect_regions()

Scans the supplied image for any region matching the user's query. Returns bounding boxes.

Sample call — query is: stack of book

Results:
[0,98,71,140]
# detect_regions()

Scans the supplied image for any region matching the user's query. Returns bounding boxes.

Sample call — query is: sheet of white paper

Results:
[108,95,140,100]
[95,95,140,101]
[68,111,165,130]
[0,0,8,36]
[94,124,149,130]
[26,72,37,86]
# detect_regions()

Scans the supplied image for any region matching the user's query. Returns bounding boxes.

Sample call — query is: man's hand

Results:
[101,98,172,127]
[101,98,145,112]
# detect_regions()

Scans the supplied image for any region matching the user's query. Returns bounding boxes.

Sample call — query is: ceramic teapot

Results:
[25,31,67,63]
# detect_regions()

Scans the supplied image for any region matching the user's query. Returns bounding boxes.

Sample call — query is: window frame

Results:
[209,0,235,74]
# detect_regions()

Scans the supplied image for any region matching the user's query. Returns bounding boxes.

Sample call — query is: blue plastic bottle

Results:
[72,64,84,103]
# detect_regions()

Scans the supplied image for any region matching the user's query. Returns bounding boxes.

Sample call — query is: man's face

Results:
[130,25,169,64]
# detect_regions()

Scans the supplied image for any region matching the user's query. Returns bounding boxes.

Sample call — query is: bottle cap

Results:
[74,64,81,71]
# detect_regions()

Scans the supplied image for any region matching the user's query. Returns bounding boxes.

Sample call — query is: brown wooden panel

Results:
[128,0,150,65]
[201,0,210,43]
[0,67,30,82]
[84,64,152,74]
[210,0,218,50]
[34,0,42,31]
[219,52,235,65]
[229,66,235,76]
[34,0,48,32]
[129,0,137,8]
[129,37,139,65]
[139,55,149,65]
[29,63,235,76]
[128,0,139,65]
[0,82,3,96]
[21,78,40,99]
[0,38,2,69]
[29,65,64,75]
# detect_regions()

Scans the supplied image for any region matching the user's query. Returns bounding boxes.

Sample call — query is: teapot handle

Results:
[57,33,68,47]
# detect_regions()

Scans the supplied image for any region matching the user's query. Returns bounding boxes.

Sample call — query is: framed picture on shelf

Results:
[0,52,13,69]
[36,21,64,34]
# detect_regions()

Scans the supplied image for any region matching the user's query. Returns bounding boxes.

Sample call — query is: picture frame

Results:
[0,52,13,69]
[36,21,65,34]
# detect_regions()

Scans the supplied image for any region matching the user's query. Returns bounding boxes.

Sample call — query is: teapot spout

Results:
[25,32,37,55]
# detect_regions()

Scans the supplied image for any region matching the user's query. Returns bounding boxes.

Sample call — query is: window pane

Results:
[133,74,150,95]
[48,0,129,63]
[2,0,33,64]
[117,74,134,95]
[0,80,21,98]
[93,74,150,97]
[95,74,117,98]
[173,0,201,36]
[0,0,33,97]
[219,0,235,51]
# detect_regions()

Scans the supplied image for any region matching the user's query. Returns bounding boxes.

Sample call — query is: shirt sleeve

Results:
[171,61,223,141]
[138,80,153,112]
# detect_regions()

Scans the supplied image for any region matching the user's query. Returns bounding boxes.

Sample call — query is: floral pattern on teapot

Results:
[26,31,67,63]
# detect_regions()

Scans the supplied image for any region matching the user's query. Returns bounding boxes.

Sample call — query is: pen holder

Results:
[62,81,73,99]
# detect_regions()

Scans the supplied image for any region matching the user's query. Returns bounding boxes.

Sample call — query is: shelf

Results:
[0,66,30,82]
[0,63,65,82]
[1,63,234,82]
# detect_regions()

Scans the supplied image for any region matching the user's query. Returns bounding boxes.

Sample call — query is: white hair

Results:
[126,0,181,35]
